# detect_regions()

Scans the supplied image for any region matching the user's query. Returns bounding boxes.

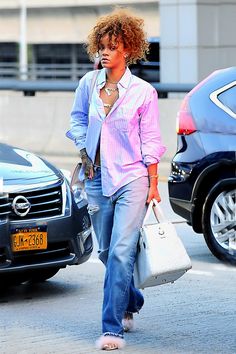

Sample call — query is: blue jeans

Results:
[85,168,149,338]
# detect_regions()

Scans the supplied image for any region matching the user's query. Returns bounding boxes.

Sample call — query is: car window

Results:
[210,81,236,119]
[217,84,236,115]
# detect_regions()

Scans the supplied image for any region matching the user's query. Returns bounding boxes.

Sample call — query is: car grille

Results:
[0,182,63,221]
[0,194,11,218]
[12,241,71,266]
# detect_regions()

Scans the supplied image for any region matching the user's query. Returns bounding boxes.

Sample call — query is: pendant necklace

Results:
[104,87,118,96]
[104,103,113,109]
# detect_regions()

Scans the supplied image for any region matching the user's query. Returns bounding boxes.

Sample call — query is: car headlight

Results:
[70,163,86,204]
[71,183,86,204]
[60,169,71,183]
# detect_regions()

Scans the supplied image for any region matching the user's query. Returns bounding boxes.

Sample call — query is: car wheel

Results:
[202,182,236,265]
[29,267,60,282]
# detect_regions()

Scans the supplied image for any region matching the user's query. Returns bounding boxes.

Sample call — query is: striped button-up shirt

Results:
[67,67,166,196]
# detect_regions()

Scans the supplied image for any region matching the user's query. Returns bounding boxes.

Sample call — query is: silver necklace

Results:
[106,79,118,84]
[104,87,118,96]
[104,103,112,108]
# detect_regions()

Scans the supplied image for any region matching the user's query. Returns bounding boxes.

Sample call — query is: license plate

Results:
[11,226,47,252]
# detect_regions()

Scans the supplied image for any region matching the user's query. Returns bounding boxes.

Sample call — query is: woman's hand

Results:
[80,148,94,179]
[147,163,161,204]
[146,185,161,204]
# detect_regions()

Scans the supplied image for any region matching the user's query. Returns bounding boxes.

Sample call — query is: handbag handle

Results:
[142,199,168,226]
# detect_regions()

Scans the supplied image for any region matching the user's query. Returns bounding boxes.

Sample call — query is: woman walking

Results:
[67,7,166,350]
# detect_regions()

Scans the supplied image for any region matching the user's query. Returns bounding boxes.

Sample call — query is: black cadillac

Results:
[0,143,92,285]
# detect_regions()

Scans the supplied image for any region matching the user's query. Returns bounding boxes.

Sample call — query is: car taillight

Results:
[176,97,197,135]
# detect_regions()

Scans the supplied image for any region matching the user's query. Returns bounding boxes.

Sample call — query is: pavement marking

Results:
[88,258,101,264]
[188,269,214,276]
[88,259,236,276]
[88,259,216,277]
[212,264,236,272]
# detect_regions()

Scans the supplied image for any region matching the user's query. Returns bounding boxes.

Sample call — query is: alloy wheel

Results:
[210,189,236,251]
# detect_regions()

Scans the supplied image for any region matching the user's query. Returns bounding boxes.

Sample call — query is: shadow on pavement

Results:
[0,278,82,303]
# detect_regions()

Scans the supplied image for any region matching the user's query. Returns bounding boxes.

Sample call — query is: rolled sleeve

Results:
[140,87,166,165]
[66,74,90,150]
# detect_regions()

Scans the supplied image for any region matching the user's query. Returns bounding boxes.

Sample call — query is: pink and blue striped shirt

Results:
[67,67,166,196]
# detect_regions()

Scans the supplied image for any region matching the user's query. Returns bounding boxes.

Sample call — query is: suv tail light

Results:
[176,97,197,135]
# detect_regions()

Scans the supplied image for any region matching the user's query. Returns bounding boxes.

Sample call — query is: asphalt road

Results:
[1,159,236,354]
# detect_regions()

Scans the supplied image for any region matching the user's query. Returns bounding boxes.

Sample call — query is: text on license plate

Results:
[11,226,47,252]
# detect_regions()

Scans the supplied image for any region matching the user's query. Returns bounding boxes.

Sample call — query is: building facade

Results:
[160,0,236,84]
[0,0,235,83]
[0,0,160,80]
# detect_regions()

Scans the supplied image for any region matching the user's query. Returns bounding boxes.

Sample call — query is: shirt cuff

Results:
[143,156,160,166]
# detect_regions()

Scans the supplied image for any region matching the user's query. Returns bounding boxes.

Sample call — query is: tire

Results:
[0,272,30,287]
[28,267,60,282]
[202,181,236,265]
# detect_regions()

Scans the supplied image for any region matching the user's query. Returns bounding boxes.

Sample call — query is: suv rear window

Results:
[218,84,236,115]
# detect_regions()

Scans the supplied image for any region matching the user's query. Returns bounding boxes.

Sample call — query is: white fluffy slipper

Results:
[96,335,126,351]
[122,313,134,332]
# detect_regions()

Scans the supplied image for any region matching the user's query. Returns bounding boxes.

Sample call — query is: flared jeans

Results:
[85,168,149,338]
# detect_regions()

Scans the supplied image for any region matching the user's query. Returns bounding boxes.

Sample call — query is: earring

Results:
[124,54,128,58]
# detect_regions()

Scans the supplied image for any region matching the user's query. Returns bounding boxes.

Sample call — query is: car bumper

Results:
[168,149,236,228]
[0,203,93,273]
[168,158,197,224]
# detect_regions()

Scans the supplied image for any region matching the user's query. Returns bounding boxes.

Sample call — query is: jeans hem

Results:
[103,332,124,339]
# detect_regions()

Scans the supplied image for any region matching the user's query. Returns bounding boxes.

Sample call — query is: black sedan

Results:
[168,67,236,265]
[0,143,93,285]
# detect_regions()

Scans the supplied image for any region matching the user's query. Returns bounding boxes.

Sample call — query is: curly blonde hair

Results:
[86,8,149,65]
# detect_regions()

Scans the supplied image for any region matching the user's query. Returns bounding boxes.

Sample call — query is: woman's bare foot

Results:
[96,335,125,351]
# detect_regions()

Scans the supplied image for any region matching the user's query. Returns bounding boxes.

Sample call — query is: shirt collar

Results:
[96,67,132,89]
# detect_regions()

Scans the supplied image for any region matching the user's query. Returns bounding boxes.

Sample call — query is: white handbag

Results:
[134,199,192,289]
